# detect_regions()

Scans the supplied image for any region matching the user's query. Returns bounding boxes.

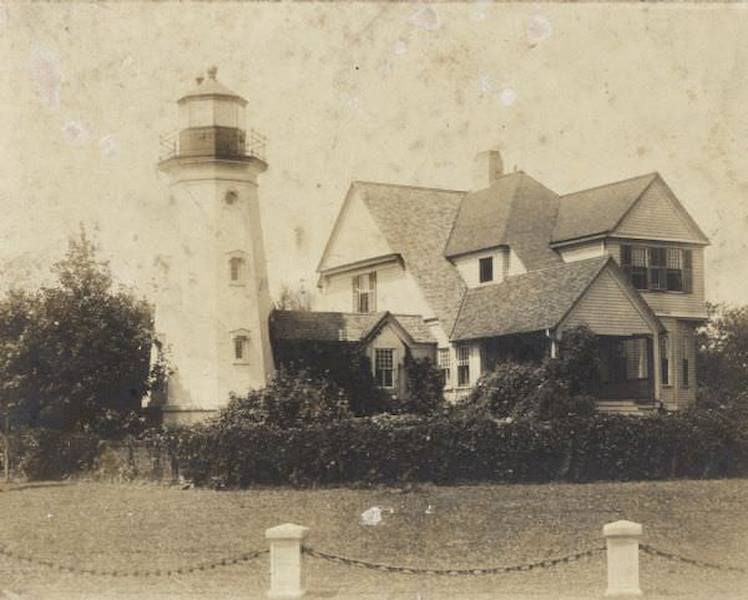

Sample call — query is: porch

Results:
[474,331,657,409]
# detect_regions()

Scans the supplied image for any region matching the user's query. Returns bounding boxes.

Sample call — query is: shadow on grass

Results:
[0,481,75,493]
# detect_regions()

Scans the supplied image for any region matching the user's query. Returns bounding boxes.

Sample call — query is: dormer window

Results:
[479,257,494,283]
[353,272,377,313]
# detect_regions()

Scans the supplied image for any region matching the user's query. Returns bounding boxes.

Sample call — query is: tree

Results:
[0,227,159,436]
[696,302,748,406]
[275,281,311,311]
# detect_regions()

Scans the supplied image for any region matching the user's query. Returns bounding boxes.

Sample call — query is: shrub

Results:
[271,340,388,415]
[14,428,100,480]
[463,361,545,418]
[401,355,446,415]
[215,366,351,429]
[149,404,748,489]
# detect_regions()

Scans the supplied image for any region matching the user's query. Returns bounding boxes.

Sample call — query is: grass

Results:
[0,479,747,599]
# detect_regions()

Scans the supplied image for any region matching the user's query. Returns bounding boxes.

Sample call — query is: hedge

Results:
[150,408,748,488]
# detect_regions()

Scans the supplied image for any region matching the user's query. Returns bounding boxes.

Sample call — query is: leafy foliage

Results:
[13,428,100,480]
[148,405,748,489]
[697,302,748,407]
[272,340,388,415]
[400,354,446,415]
[0,227,159,436]
[215,366,351,429]
[461,326,599,421]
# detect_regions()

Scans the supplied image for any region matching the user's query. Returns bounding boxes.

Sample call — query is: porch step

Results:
[595,400,654,415]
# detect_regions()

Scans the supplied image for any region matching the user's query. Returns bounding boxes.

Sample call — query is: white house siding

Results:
[615,178,702,242]
[319,187,392,271]
[559,240,606,263]
[658,317,697,410]
[559,270,655,337]
[452,247,509,287]
[319,261,434,318]
[606,241,707,318]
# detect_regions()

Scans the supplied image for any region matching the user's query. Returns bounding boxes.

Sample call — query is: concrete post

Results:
[603,520,643,598]
[266,523,309,599]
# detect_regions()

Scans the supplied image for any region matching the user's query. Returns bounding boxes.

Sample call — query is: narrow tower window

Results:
[234,335,249,361]
[229,256,245,283]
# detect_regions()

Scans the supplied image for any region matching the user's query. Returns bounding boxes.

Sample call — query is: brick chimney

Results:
[472,149,504,189]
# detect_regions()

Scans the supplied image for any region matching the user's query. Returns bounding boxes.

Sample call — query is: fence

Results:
[0,519,745,598]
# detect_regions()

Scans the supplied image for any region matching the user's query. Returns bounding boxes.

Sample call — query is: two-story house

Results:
[270,149,709,413]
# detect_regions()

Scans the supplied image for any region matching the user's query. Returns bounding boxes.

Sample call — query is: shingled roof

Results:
[551,173,658,244]
[445,172,563,271]
[450,256,611,341]
[270,310,436,344]
[355,182,468,333]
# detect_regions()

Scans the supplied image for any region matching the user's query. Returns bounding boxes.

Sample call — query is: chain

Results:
[303,545,605,576]
[0,545,267,577]
[640,544,747,575]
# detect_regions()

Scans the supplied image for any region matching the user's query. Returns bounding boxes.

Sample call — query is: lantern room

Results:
[175,66,248,159]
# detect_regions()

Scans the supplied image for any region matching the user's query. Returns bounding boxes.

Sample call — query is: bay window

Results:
[438,348,451,388]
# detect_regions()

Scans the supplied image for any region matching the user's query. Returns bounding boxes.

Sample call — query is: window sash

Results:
[374,348,395,388]
[438,348,451,387]
[234,336,247,360]
[229,257,243,281]
[353,272,377,313]
[456,345,470,386]
[621,244,693,293]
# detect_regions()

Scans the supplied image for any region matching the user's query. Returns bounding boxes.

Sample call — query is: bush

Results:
[215,366,351,429]
[401,355,446,415]
[14,428,100,480]
[464,361,545,418]
[149,404,748,489]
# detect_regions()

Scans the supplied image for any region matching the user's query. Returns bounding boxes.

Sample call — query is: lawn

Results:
[0,479,746,599]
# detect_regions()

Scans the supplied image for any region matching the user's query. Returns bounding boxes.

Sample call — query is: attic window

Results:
[479,257,494,283]
[353,272,377,313]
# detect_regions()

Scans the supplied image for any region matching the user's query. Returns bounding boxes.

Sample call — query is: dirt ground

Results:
[0,479,747,599]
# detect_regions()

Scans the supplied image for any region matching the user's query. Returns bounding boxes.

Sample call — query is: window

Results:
[681,333,692,387]
[479,256,494,283]
[229,256,245,283]
[599,336,651,383]
[621,244,693,293]
[456,345,470,387]
[623,337,649,380]
[438,348,451,388]
[660,335,670,386]
[233,335,248,361]
[353,272,377,313]
[374,348,395,388]
[224,190,238,205]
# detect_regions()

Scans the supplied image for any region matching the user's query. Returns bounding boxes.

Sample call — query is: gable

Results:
[614,178,708,243]
[559,267,657,336]
[317,185,393,272]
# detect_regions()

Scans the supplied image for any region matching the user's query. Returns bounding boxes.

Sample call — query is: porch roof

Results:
[270,310,436,345]
[450,256,610,341]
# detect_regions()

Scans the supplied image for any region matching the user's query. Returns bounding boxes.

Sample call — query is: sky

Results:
[1,2,747,307]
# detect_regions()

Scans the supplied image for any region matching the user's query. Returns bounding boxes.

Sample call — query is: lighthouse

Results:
[154,67,274,424]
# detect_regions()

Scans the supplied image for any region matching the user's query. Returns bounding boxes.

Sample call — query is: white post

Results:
[603,520,643,598]
[266,523,309,599]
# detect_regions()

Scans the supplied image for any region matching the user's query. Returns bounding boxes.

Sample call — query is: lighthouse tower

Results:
[155,68,274,423]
